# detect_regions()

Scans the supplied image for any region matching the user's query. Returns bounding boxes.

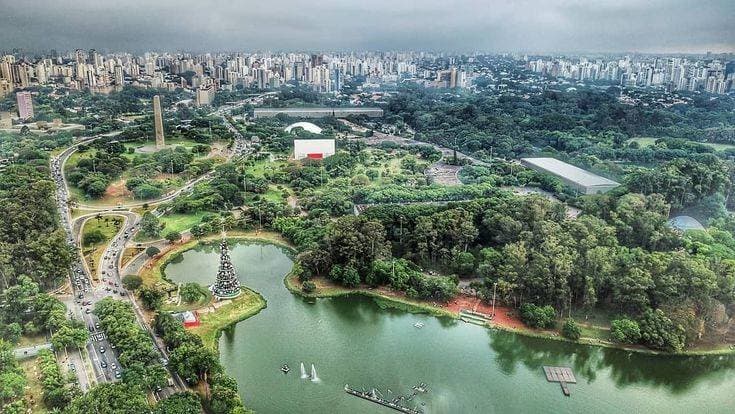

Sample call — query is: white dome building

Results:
[285,122,322,135]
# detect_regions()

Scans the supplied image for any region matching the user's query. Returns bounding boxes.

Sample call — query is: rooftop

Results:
[520,157,620,188]
[285,122,322,134]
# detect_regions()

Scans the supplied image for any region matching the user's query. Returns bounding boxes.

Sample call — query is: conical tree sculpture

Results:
[210,235,242,300]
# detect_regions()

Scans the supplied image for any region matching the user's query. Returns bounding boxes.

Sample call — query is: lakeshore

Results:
[140,233,735,357]
[161,240,735,413]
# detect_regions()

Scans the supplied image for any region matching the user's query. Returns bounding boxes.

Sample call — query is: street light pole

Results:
[492,282,497,318]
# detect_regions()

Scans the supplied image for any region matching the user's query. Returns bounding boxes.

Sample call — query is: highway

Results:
[47,97,257,396]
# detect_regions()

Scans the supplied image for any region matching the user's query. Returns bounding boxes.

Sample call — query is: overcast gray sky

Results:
[2,0,733,53]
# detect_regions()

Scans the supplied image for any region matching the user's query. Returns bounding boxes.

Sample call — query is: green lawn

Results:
[263,185,288,203]
[82,216,124,276]
[701,142,735,151]
[628,137,735,152]
[82,216,124,248]
[626,137,659,148]
[245,159,288,178]
[160,211,209,234]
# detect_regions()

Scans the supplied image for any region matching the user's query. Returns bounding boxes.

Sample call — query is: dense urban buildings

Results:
[253,107,384,119]
[527,55,734,94]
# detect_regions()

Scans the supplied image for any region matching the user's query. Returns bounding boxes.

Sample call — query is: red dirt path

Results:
[442,295,526,329]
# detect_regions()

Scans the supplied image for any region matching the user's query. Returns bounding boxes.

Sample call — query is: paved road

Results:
[47,97,262,395]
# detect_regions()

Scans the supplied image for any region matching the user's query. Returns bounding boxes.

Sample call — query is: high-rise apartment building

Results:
[16,91,33,120]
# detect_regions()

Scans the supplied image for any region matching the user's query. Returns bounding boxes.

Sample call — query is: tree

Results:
[0,371,26,405]
[561,319,581,341]
[140,212,163,238]
[0,323,21,343]
[50,323,89,350]
[122,274,143,291]
[37,349,78,409]
[138,285,165,310]
[146,246,161,257]
[610,318,641,343]
[519,303,556,329]
[169,342,219,384]
[179,283,205,303]
[165,231,182,244]
[453,251,476,276]
[83,229,106,245]
[207,373,244,414]
[154,392,202,414]
[638,309,686,352]
[67,382,149,414]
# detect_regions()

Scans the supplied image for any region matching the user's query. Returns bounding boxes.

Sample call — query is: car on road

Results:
[85,308,91,314]
[114,370,122,379]
[100,360,107,368]
[111,362,117,370]
[99,346,105,353]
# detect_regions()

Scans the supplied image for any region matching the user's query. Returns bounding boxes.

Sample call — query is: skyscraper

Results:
[153,95,165,149]
[16,91,33,120]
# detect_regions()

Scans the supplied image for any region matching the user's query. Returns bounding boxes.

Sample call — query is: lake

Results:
[164,240,735,413]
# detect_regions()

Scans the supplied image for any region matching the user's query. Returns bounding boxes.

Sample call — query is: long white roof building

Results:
[520,157,620,194]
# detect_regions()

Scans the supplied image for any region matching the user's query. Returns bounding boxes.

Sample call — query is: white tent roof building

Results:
[520,157,620,195]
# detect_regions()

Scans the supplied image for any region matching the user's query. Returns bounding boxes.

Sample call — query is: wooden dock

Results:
[542,366,576,396]
[345,385,423,414]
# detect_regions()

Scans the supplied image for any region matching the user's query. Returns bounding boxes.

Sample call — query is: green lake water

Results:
[164,241,735,413]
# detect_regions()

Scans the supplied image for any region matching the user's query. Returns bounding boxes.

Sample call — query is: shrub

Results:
[561,319,581,341]
[83,229,105,245]
[301,281,316,293]
[146,246,161,257]
[519,303,556,329]
[180,283,206,303]
[122,274,143,291]
[610,318,641,343]
[638,309,686,352]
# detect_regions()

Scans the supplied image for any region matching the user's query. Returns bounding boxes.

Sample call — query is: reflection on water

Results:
[165,241,735,413]
[489,323,735,393]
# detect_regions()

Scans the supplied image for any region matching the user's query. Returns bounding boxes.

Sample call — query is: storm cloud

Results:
[1,0,733,53]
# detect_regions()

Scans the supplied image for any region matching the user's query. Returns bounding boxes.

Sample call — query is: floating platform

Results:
[543,366,577,383]
[345,385,423,414]
[543,366,576,396]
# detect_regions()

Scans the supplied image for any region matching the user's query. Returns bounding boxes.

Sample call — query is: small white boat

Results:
[414,322,424,329]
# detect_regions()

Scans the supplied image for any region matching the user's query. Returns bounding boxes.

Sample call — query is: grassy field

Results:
[189,289,267,349]
[628,136,735,152]
[19,357,47,413]
[121,247,144,268]
[17,334,48,347]
[161,211,209,234]
[245,159,288,178]
[81,215,124,278]
[134,211,209,242]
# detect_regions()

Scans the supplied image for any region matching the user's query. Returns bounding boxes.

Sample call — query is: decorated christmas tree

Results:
[210,235,242,300]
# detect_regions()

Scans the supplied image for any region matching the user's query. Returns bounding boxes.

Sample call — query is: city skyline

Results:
[1,0,733,54]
